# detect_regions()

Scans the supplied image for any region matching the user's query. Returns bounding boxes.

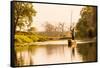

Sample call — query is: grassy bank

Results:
[15,34,49,44]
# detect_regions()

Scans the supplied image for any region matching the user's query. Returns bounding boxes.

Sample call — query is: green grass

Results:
[15,35,33,43]
[15,34,49,44]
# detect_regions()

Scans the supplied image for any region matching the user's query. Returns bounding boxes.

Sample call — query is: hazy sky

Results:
[32,3,84,31]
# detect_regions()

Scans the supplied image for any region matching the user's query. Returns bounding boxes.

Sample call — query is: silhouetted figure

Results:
[72,28,75,40]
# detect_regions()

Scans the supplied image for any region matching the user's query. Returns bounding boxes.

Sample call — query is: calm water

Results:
[15,41,96,66]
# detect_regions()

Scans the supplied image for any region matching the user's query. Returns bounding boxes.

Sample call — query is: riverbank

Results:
[15,39,96,46]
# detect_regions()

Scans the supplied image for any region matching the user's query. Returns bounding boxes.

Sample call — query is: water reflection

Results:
[77,42,96,62]
[15,42,96,66]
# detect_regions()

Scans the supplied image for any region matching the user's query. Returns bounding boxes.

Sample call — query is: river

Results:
[15,40,96,66]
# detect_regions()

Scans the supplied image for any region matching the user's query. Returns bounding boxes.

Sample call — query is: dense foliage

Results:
[76,6,97,39]
[13,1,36,31]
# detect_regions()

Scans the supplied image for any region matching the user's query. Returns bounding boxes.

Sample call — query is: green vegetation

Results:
[13,1,36,32]
[12,2,37,66]
[15,35,33,43]
[76,6,97,39]
[15,32,49,44]
[12,2,97,66]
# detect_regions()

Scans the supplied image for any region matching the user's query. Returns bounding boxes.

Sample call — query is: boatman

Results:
[72,28,75,40]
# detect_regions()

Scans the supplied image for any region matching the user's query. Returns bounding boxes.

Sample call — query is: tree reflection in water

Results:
[15,42,96,66]
[77,42,96,62]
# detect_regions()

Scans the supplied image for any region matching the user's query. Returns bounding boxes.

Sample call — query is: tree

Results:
[58,22,65,32]
[57,22,66,37]
[11,1,36,66]
[44,22,55,32]
[16,19,24,31]
[12,1,36,31]
[68,22,76,40]
[76,6,97,39]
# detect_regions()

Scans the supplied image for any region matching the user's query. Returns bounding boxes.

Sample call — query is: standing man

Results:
[72,28,75,40]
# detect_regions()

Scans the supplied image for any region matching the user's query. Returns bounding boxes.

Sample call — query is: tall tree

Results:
[76,6,97,39]
[11,1,36,66]
[13,1,36,31]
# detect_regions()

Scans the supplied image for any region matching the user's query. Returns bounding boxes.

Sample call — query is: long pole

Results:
[70,10,72,62]
[70,10,72,31]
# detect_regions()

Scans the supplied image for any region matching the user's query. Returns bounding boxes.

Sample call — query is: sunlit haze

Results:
[32,3,84,32]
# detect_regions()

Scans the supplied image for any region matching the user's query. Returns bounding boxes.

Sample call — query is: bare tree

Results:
[44,22,55,32]
[70,22,76,40]
[57,22,66,37]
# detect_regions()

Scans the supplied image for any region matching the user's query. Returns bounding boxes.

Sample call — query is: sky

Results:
[32,3,84,32]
